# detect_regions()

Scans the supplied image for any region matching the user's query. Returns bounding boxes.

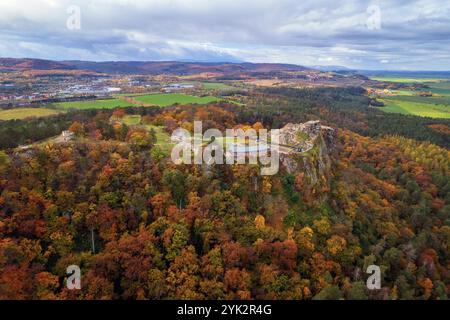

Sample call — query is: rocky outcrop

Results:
[279,120,336,152]
[279,120,337,189]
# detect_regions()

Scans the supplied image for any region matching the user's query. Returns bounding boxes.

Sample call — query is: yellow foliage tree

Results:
[254,215,265,229]
[326,235,347,255]
[295,227,315,255]
[313,217,331,236]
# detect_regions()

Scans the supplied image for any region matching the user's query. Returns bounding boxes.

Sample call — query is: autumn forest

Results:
[0,85,448,300]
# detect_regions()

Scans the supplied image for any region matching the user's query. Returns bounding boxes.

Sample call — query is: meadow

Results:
[133,93,221,107]
[0,108,62,120]
[51,98,135,110]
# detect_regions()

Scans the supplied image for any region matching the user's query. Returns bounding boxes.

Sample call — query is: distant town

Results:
[0,58,375,108]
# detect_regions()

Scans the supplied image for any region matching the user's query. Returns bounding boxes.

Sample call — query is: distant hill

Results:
[0,58,311,75]
[0,58,73,71]
[61,60,311,75]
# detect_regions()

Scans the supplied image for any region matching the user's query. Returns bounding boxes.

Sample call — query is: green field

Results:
[426,82,450,96]
[390,89,418,96]
[373,78,450,118]
[114,93,150,97]
[370,76,445,83]
[378,98,450,118]
[46,92,223,110]
[133,93,221,107]
[386,94,450,105]
[0,108,62,120]
[51,98,135,110]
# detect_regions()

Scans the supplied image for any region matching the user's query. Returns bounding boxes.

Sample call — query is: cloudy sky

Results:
[0,0,449,70]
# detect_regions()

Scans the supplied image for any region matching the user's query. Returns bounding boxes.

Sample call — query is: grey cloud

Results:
[0,0,449,69]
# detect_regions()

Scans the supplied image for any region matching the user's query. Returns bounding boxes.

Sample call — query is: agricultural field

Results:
[202,82,236,90]
[51,98,135,110]
[370,76,446,83]
[39,92,226,112]
[378,99,450,118]
[133,93,221,107]
[0,107,62,120]
[373,79,450,118]
[427,82,450,96]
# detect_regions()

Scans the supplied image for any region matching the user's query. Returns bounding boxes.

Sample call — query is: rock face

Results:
[279,120,336,153]
[278,120,337,189]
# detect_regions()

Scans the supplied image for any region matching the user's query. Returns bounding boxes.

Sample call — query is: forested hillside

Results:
[0,99,448,299]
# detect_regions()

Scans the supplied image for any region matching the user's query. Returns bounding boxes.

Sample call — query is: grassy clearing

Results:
[133,93,221,107]
[116,115,173,154]
[0,108,62,120]
[145,125,174,153]
[51,98,135,110]
[122,115,142,126]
